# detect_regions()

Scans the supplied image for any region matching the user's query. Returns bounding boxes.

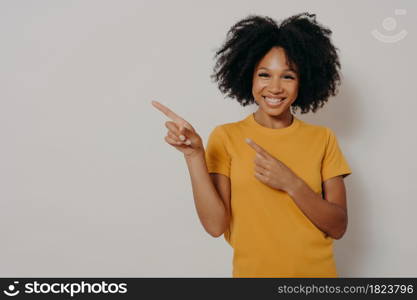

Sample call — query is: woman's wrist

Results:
[285,175,304,198]
[184,149,205,161]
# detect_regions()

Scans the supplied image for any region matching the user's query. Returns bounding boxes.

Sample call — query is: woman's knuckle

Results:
[168,131,175,138]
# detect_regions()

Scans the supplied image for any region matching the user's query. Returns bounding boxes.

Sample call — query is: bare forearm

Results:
[184,151,228,237]
[286,177,347,239]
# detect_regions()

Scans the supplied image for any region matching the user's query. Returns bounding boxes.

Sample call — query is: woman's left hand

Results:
[245,138,300,193]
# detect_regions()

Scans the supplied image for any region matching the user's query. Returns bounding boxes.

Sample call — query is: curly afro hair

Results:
[211,12,341,114]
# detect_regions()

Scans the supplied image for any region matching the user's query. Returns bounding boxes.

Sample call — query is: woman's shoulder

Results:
[296,117,332,138]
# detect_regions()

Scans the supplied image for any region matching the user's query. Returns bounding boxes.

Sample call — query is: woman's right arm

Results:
[151,101,230,237]
[185,152,231,237]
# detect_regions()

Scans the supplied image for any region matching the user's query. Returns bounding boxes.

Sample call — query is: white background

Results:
[1,0,416,277]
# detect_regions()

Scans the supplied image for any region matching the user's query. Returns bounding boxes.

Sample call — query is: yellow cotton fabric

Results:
[205,113,352,278]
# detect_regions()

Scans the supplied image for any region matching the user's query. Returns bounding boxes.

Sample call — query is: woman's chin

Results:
[260,104,287,117]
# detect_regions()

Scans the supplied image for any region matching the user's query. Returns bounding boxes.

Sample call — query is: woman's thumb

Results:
[180,123,192,135]
[179,124,195,145]
[183,123,193,131]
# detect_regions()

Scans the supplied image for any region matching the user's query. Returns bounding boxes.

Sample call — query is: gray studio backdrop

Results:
[1,0,416,277]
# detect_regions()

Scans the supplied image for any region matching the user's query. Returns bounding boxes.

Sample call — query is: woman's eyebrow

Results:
[257,66,296,72]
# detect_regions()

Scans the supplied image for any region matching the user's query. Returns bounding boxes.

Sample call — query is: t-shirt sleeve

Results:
[205,126,231,178]
[321,128,352,182]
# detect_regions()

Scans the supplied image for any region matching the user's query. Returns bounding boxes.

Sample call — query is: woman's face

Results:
[252,47,299,117]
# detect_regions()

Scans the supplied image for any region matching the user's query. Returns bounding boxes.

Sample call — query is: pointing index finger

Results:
[151,100,186,124]
[245,138,270,159]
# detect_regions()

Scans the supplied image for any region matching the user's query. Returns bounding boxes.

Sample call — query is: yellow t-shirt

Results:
[205,113,352,278]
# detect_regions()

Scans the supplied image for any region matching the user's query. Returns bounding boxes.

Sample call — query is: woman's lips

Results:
[263,96,286,107]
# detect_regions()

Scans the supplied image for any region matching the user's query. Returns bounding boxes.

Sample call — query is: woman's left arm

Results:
[246,138,348,240]
[287,175,348,240]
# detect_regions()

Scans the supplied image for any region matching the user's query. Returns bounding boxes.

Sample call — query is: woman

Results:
[152,12,352,278]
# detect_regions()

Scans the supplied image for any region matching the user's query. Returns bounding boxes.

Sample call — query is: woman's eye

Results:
[258,73,295,79]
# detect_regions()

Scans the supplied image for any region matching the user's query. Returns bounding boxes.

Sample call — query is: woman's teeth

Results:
[264,97,285,104]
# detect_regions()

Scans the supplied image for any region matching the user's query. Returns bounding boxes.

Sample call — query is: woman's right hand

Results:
[151,101,204,158]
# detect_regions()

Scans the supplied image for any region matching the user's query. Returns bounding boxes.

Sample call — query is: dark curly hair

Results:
[211,12,341,114]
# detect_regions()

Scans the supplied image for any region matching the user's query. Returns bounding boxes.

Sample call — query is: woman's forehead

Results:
[255,47,298,72]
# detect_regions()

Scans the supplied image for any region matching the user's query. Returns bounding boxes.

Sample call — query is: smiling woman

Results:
[153,12,352,278]
[211,13,341,114]
[251,47,299,129]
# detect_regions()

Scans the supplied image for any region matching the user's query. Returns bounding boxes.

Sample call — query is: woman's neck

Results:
[253,109,294,129]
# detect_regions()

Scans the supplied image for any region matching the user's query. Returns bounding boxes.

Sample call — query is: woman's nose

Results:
[268,79,283,93]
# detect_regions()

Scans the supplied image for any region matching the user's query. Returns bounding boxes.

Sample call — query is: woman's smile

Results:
[263,96,287,107]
